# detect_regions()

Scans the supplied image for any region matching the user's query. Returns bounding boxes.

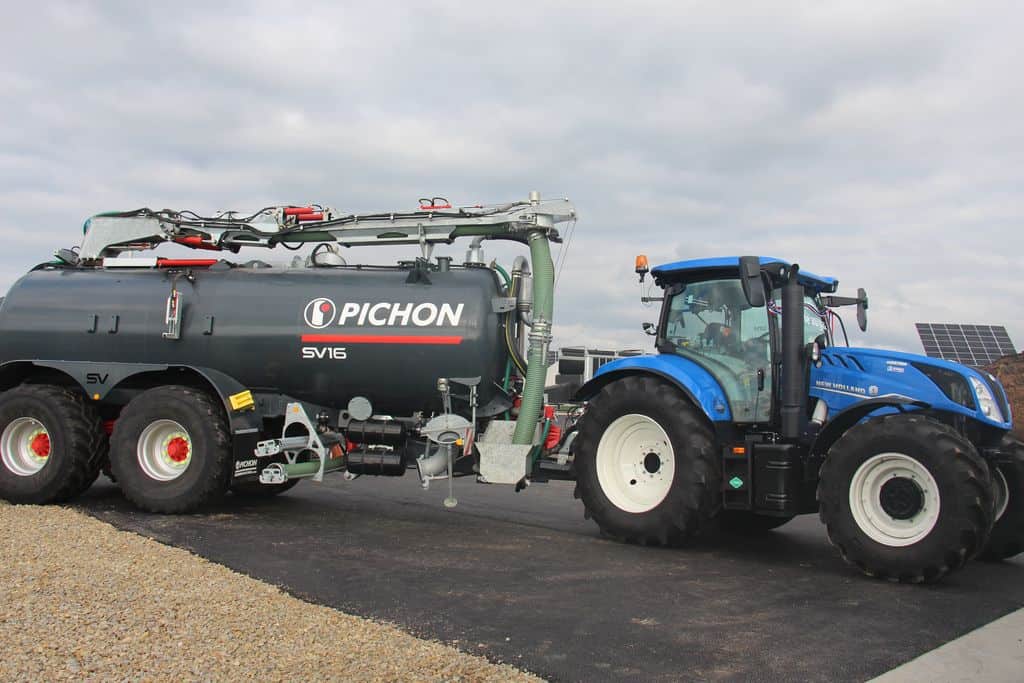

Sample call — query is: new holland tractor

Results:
[571,256,1022,583]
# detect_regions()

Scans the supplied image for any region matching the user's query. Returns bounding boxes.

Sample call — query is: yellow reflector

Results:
[229,390,255,411]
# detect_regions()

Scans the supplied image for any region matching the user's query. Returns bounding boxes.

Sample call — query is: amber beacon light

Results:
[635,254,649,282]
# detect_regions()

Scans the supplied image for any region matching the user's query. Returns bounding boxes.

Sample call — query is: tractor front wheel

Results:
[574,376,720,546]
[979,436,1024,561]
[818,414,993,583]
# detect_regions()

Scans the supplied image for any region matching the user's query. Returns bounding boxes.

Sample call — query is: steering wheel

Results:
[740,332,771,361]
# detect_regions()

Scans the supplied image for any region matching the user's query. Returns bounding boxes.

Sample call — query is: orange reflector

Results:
[732,446,746,455]
[635,254,649,273]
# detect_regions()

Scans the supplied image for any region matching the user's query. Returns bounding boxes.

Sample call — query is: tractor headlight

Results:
[969,376,1004,422]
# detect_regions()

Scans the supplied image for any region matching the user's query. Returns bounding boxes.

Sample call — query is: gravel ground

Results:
[0,500,541,682]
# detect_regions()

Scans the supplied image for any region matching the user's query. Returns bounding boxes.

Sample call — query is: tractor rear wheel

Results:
[979,436,1024,561]
[818,414,993,583]
[574,376,720,546]
[717,511,794,534]
[110,385,233,513]
[0,385,105,504]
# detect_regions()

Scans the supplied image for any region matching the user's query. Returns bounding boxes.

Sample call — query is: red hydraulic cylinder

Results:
[157,259,219,268]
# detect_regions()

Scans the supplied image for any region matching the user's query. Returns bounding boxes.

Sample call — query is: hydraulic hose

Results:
[504,275,529,376]
[513,231,554,445]
[493,263,512,289]
[529,419,553,467]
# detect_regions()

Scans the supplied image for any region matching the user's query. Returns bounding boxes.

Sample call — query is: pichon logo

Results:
[302,299,464,328]
[304,298,337,329]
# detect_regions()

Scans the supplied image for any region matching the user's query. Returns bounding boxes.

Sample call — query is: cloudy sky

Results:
[2,1,1021,354]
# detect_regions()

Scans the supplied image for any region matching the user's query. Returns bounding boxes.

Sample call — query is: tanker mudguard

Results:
[574,355,732,423]
[0,359,262,436]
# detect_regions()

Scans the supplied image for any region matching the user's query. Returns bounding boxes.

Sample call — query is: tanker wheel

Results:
[231,478,301,498]
[818,414,993,583]
[717,511,794,535]
[110,385,233,514]
[0,384,105,504]
[979,436,1024,561]
[573,376,720,546]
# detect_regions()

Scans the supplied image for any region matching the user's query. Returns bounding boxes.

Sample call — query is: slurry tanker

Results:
[0,192,1020,583]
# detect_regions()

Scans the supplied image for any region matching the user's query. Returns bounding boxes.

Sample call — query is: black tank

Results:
[0,263,508,414]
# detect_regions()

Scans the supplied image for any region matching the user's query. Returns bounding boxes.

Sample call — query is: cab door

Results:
[660,277,773,423]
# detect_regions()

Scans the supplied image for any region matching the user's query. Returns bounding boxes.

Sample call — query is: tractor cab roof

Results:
[651,256,839,293]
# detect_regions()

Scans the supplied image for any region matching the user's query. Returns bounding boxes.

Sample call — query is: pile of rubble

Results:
[986,353,1024,440]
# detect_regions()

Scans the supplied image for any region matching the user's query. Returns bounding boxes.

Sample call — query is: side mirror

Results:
[739,255,766,308]
[856,287,868,332]
[642,322,657,336]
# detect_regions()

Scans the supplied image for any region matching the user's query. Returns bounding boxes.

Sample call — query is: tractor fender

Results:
[573,355,732,423]
[1,360,261,436]
[810,396,930,457]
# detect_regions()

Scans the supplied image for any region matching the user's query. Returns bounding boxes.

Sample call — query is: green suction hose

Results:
[512,231,554,445]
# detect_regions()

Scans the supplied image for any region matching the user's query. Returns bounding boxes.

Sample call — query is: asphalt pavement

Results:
[76,475,1024,683]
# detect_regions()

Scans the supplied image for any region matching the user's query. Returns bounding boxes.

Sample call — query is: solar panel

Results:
[915,323,1017,367]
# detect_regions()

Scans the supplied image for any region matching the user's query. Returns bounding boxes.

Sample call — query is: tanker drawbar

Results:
[0,192,581,513]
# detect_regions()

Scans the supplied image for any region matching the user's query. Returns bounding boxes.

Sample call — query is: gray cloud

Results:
[1,1,1021,355]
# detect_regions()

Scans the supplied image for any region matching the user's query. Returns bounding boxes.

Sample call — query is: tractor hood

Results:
[811,347,1013,430]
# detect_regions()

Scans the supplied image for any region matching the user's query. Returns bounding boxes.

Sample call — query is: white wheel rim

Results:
[849,452,940,547]
[1,417,52,476]
[992,468,1009,522]
[596,414,675,513]
[137,420,193,482]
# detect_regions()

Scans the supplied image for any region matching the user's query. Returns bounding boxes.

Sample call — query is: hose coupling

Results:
[529,318,552,344]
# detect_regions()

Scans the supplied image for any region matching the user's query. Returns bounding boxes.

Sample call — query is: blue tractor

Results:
[572,256,1022,583]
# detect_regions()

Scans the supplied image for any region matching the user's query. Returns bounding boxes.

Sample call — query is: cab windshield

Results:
[663,278,771,423]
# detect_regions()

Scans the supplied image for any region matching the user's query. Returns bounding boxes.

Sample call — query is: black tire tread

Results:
[979,436,1024,561]
[111,385,232,514]
[0,384,104,504]
[574,376,720,546]
[818,414,993,583]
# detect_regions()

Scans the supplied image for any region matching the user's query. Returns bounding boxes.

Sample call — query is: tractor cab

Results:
[642,256,847,431]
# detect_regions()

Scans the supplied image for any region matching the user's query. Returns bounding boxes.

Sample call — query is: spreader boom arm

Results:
[78,195,576,260]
